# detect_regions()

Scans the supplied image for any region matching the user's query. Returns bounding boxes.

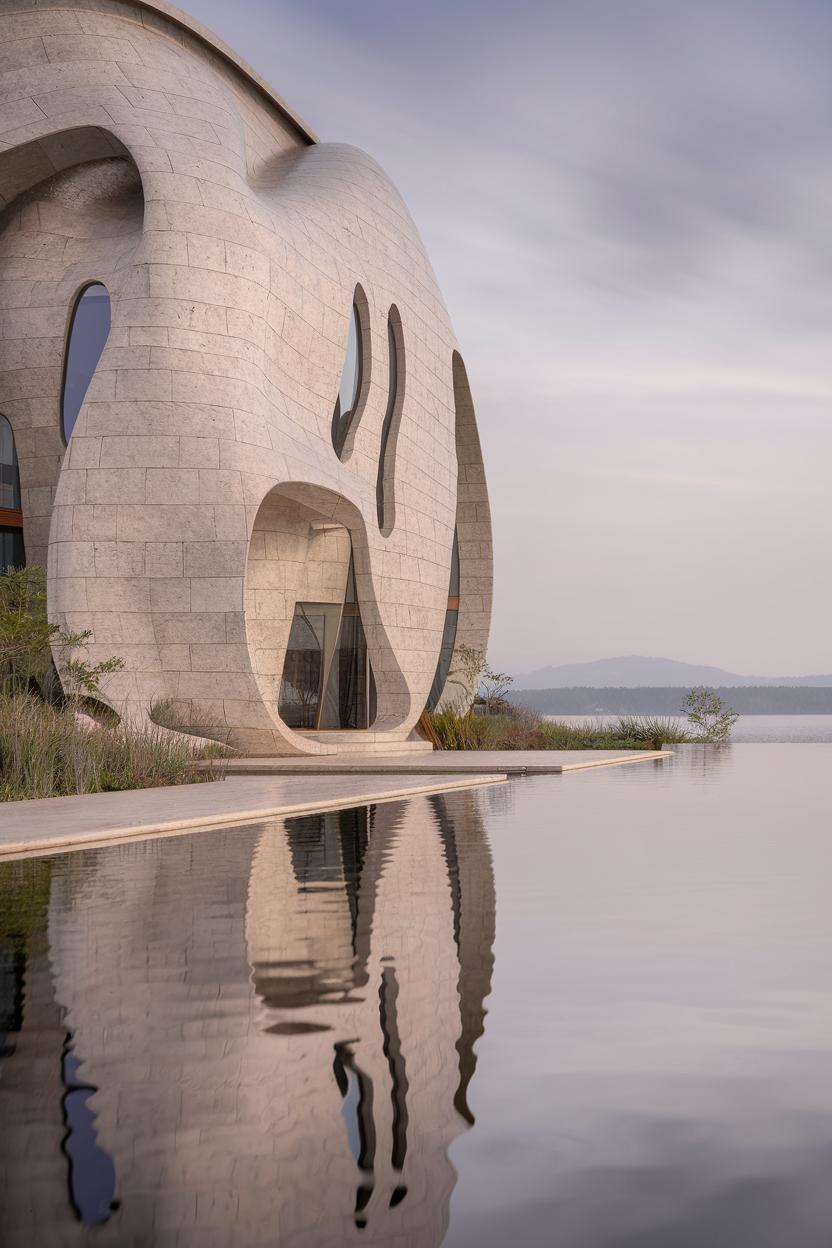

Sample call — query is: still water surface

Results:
[1,745,831,1245]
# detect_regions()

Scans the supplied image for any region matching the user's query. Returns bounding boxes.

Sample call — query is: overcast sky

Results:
[190,0,832,676]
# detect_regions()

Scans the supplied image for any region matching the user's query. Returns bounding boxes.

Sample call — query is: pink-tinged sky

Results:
[190,0,832,677]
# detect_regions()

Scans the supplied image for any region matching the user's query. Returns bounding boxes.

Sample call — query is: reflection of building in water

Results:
[0,791,495,1246]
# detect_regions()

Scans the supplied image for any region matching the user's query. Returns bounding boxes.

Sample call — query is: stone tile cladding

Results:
[0,0,493,753]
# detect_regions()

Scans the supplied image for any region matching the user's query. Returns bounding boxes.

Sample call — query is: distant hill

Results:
[513,656,832,690]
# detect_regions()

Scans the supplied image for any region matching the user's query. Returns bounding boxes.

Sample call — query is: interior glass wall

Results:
[278,553,376,731]
[426,530,460,710]
[62,283,111,443]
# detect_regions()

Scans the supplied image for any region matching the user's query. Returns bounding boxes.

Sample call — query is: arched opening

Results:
[0,413,24,571]
[61,283,111,444]
[245,485,379,740]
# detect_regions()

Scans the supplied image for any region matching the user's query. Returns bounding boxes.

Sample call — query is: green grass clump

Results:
[426,707,691,751]
[0,694,227,801]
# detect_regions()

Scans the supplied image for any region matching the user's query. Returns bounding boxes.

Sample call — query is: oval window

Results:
[62,283,111,443]
[331,302,362,457]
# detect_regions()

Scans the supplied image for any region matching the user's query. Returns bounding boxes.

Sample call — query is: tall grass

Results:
[0,694,227,801]
[427,706,692,751]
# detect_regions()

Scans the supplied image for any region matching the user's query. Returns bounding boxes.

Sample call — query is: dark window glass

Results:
[0,414,21,510]
[0,526,25,573]
[278,605,332,729]
[279,553,376,731]
[376,311,400,529]
[426,530,460,711]
[62,283,111,443]
[331,303,362,457]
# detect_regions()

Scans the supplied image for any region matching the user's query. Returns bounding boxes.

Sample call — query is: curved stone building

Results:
[0,0,493,754]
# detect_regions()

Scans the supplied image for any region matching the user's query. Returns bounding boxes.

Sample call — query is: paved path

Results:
[0,773,505,860]
[202,748,673,777]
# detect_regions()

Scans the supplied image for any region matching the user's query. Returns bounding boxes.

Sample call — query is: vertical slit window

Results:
[62,283,111,444]
[376,309,402,530]
[332,301,363,458]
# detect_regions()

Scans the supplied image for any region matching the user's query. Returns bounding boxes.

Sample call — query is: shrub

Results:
[0,694,227,801]
[0,564,124,700]
[682,687,739,742]
[425,706,687,752]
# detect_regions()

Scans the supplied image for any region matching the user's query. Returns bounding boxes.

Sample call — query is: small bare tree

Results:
[445,643,487,706]
[479,665,514,714]
[682,686,739,742]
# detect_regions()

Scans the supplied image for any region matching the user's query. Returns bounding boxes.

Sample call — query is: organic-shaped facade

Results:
[0,0,493,754]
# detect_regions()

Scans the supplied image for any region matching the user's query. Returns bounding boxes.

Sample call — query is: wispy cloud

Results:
[190,0,832,674]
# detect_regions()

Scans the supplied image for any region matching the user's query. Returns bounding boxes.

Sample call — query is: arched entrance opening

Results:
[245,484,378,743]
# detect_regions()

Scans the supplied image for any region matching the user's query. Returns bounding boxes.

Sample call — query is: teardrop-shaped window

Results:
[331,301,363,457]
[62,283,111,443]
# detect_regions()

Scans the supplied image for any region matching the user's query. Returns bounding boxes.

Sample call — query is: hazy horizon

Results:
[189,0,832,677]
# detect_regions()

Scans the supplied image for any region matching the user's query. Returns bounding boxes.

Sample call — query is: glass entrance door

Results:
[278,554,376,731]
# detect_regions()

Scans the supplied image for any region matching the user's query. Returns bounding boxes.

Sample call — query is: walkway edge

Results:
[0,774,507,861]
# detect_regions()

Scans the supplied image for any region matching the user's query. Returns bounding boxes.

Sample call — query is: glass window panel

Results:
[279,558,376,732]
[278,608,326,729]
[0,525,25,573]
[332,303,362,456]
[0,414,21,510]
[62,284,111,443]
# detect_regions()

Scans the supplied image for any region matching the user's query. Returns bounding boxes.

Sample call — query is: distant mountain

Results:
[513,655,832,689]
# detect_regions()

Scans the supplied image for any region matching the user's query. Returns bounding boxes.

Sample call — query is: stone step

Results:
[296,731,433,754]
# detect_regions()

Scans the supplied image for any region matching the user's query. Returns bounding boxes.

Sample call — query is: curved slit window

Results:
[62,283,111,444]
[376,310,401,529]
[0,413,24,572]
[332,302,362,457]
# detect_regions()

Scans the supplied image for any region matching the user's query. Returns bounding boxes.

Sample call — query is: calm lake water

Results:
[2,744,832,1245]
[549,713,832,742]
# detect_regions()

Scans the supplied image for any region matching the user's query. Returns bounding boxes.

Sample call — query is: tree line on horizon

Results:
[510,686,832,715]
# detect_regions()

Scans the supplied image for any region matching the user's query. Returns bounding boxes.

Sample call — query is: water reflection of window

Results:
[0,413,24,572]
[332,302,363,457]
[278,553,377,731]
[426,530,460,710]
[62,283,111,443]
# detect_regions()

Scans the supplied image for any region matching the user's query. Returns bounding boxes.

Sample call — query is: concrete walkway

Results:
[0,772,505,860]
[201,748,673,777]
